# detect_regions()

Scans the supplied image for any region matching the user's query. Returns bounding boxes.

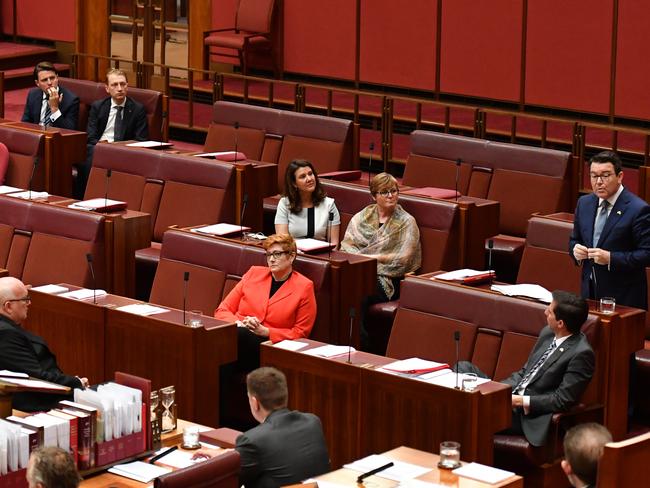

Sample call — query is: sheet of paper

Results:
[152,448,203,469]
[194,151,237,158]
[126,141,173,148]
[400,479,449,488]
[303,344,355,358]
[59,288,107,300]
[343,454,431,482]
[452,462,515,484]
[274,340,309,351]
[435,269,485,281]
[0,370,28,378]
[380,358,448,374]
[421,371,491,389]
[191,223,251,236]
[68,198,127,210]
[31,284,70,294]
[108,461,171,483]
[7,191,49,200]
[303,479,350,488]
[116,303,169,316]
[295,238,333,252]
[491,284,552,303]
[0,185,23,194]
[0,378,68,391]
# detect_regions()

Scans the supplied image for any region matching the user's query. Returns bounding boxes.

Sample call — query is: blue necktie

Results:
[593,200,609,246]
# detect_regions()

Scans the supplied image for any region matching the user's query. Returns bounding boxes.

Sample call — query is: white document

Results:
[0,370,28,378]
[420,371,491,389]
[35,414,69,452]
[273,340,309,351]
[126,141,173,148]
[379,358,448,374]
[152,448,204,469]
[435,269,485,281]
[68,198,127,211]
[303,480,350,488]
[343,454,431,482]
[0,185,23,194]
[400,479,449,488]
[30,284,70,294]
[452,462,515,484]
[7,191,49,200]
[0,378,68,391]
[491,284,552,303]
[191,223,251,236]
[194,151,238,158]
[59,288,107,300]
[295,238,333,252]
[303,344,354,358]
[116,303,169,316]
[108,461,171,483]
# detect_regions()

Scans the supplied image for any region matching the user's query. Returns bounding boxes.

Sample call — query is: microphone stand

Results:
[183,271,190,325]
[327,211,333,260]
[347,308,356,364]
[104,168,112,211]
[455,158,461,202]
[368,142,375,188]
[233,121,240,162]
[86,253,97,304]
[240,193,248,238]
[454,331,461,389]
[487,239,494,273]
[28,157,39,200]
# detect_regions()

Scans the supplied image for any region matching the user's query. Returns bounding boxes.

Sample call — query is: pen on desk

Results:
[149,446,178,464]
[356,462,394,483]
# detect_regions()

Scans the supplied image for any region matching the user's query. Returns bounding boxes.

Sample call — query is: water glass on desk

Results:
[189,310,203,328]
[599,297,616,314]
[438,441,461,470]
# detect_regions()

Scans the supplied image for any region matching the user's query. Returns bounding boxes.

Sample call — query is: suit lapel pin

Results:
[559,348,564,352]
[616,210,622,215]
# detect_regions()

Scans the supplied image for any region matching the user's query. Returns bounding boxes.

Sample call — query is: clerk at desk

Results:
[0,277,89,411]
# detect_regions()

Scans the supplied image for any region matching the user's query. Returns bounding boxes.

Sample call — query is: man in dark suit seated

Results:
[0,277,89,411]
[561,423,612,488]
[21,61,79,130]
[75,68,149,198]
[457,290,595,447]
[194,367,330,488]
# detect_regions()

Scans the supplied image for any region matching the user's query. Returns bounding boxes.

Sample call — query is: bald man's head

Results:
[0,277,31,323]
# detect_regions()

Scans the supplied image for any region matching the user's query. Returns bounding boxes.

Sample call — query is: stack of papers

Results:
[31,284,70,294]
[108,461,171,483]
[380,358,449,375]
[0,378,69,391]
[59,288,107,300]
[273,340,309,351]
[125,141,173,148]
[452,462,515,484]
[419,370,491,389]
[295,238,334,253]
[344,454,431,482]
[7,191,49,200]
[68,198,127,212]
[434,269,486,281]
[303,345,354,358]
[0,370,28,378]
[0,185,23,194]
[115,303,168,316]
[191,223,251,236]
[491,284,552,303]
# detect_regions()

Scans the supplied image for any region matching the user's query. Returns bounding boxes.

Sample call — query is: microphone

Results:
[104,168,112,211]
[347,307,356,364]
[455,158,461,202]
[233,121,240,162]
[183,271,190,325]
[327,211,334,259]
[368,142,375,188]
[454,331,461,389]
[28,157,39,200]
[487,239,494,272]
[240,193,248,237]
[86,253,97,304]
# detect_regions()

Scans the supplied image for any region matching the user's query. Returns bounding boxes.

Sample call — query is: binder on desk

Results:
[381,358,449,375]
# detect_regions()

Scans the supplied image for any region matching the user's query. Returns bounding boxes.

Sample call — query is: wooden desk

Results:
[24,287,237,427]
[261,340,512,469]
[317,446,523,488]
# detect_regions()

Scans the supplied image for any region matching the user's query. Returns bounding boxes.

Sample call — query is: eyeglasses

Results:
[377,188,399,197]
[266,251,290,260]
[5,295,31,304]
[590,172,615,182]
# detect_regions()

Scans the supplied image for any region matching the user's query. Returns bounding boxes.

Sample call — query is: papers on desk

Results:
[115,303,169,316]
[0,378,69,391]
[295,238,335,253]
[379,358,449,375]
[344,454,431,482]
[452,462,515,484]
[31,284,70,294]
[152,447,204,469]
[191,223,251,236]
[491,284,552,303]
[68,198,127,212]
[125,140,173,148]
[418,370,492,389]
[0,370,28,378]
[434,269,486,281]
[108,460,171,483]
[0,185,23,194]
[400,479,449,488]
[303,344,354,358]
[6,191,49,200]
[59,288,107,300]
[273,340,309,351]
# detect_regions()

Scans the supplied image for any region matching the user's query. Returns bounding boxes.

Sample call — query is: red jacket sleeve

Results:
[214,272,249,322]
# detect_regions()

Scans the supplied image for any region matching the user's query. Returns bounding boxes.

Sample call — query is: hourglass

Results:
[160,386,176,433]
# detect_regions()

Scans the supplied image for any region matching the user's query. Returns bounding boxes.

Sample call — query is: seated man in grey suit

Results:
[457,290,595,447]
[561,423,612,488]
[194,367,330,488]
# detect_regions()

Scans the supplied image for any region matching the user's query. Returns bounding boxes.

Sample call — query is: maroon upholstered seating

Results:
[0,196,106,288]
[206,101,356,192]
[0,126,45,190]
[403,130,574,282]
[154,450,240,488]
[59,77,167,141]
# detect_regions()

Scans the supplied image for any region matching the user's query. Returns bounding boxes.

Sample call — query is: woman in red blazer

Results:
[215,234,317,343]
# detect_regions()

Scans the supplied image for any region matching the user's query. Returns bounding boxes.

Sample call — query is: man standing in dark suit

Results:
[561,423,612,488]
[194,367,330,488]
[21,61,79,130]
[76,68,149,198]
[0,277,89,411]
[457,290,595,447]
[569,150,650,309]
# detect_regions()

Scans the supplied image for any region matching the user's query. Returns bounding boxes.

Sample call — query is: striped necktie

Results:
[515,339,557,394]
[42,98,52,127]
[593,200,610,246]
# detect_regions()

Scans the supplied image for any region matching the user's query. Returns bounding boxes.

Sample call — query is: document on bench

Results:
[491,284,552,303]
[7,191,49,200]
[379,358,449,375]
[59,288,107,300]
[434,269,485,281]
[303,344,355,358]
[108,461,171,483]
[126,140,173,148]
[273,340,309,351]
[152,447,205,469]
[115,303,169,316]
[344,454,431,481]
[0,185,23,194]
[1,378,69,391]
[452,462,515,484]
[0,370,29,378]
[191,223,251,236]
[419,370,492,389]
[31,284,70,295]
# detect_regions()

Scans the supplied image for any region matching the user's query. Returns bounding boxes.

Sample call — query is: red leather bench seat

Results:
[0,126,44,190]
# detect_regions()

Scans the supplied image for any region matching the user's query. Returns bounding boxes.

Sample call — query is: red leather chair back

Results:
[154,450,240,488]
[236,0,275,33]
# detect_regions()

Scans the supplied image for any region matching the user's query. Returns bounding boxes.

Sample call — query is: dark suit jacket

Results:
[235,408,330,488]
[86,96,149,146]
[0,315,81,411]
[569,187,650,309]
[502,326,595,447]
[21,85,79,130]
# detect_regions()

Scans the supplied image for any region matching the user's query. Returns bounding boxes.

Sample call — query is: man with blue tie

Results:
[21,62,79,130]
[569,150,650,309]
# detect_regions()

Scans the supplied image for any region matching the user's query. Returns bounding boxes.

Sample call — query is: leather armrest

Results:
[0,268,8,278]
[548,403,604,458]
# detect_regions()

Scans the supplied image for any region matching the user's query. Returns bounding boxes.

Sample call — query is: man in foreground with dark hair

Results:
[457,290,595,447]
[194,367,330,488]
[562,423,612,488]
[21,61,79,130]
[26,446,81,488]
